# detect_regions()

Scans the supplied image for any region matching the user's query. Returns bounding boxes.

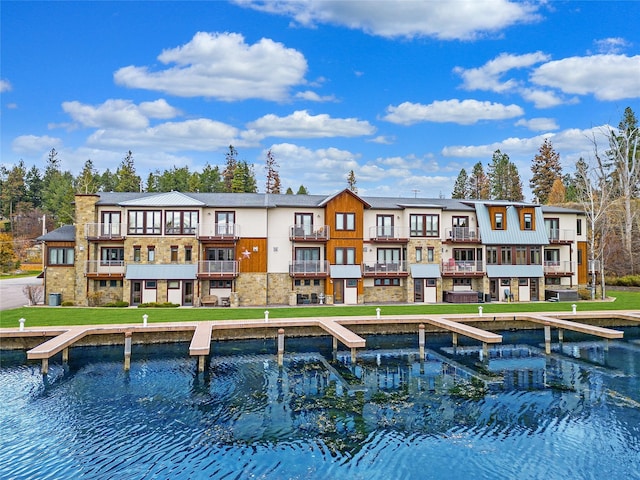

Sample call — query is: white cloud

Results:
[515,117,559,131]
[383,99,524,125]
[12,135,62,155]
[0,79,12,93]
[593,37,631,55]
[87,118,240,151]
[114,32,308,101]
[368,135,395,145]
[246,110,375,139]
[234,0,540,40]
[519,88,570,108]
[455,51,550,92]
[294,90,337,102]
[531,54,640,101]
[62,99,181,130]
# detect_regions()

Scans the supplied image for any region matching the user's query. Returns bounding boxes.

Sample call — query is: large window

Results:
[377,248,401,263]
[376,215,394,237]
[544,249,560,265]
[530,246,541,264]
[294,213,314,235]
[523,213,533,230]
[48,247,74,265]
[500,246,512,265]
[515,247,527,265]
[486,247,498,265]
[128,210,161,235]
[101,211,121,236]
[335,212,355,231]
[216,211,236,235]
[410,214,439,237]
[335,247,356,264]
[101,247,124,265]
[545,218,559,241]
[295,247,320,261]
[166,211,198,235]
[206,247,234,261]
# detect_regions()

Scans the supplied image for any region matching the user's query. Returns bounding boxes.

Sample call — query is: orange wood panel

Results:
[237,238,267,272]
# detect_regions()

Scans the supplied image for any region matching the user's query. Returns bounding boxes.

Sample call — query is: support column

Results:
[452,332,458,347]
[419,324,425,359]
[41,358,49,375]
[62,347,69,363]
[277,328,285,367]
[558,329,564,344]
[482,342,488,358]
[544,325,551,354]
[124,331,132,371]
[332,336,338,351]
[604,339,609,352]
[198,355,206,373]
[351,347,357,364]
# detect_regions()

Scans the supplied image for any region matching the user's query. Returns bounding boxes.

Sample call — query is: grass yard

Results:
[1,289,638,329]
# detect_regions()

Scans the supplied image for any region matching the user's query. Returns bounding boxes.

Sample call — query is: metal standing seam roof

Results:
[330,265,362,278]
[485,265,544,278]
[410,264,441,278]
[125,264,197,280]
[475,204,549,245]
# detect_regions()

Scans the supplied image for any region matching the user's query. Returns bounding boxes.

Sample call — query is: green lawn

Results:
[1,289,638,328]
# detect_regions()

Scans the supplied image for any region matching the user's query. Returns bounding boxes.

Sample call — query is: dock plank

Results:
[189,322,213,356]
[27,327,88,360]
[316,318,366,348]
[425,316,503,343]
[525,314,624,339]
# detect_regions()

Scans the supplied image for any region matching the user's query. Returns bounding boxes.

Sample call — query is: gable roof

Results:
[118,191,205,207]
[319,188,371,208]
[36,225,76,242]
[475,203,549,245]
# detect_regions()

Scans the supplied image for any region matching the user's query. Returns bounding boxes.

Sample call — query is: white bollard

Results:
[478,306,483,317]
[142,314,148,327]
[264,310,269,322]
[19,318,25,332]
[376,307,381,319]
[572,304,577,315]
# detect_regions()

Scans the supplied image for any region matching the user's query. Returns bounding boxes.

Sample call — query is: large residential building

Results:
[37,190,588,307]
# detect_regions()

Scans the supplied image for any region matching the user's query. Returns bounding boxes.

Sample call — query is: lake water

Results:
[1,327,639,480]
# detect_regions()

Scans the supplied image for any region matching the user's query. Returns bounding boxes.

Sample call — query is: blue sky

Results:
[2,1,639,199]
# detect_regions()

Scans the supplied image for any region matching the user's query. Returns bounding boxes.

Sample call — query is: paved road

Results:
[0,276,43,311]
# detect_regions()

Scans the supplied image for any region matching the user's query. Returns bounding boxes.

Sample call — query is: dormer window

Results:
[495,212,504,230]
[523,213,532,230]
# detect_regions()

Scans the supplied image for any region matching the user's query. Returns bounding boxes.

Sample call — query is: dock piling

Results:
[544,325,551,354]
[62,347,69,364]
[41,358,48,375]
[198,355,206,372]
[277,328,284,366]
[419,324,425,359]
[124,332,132,371]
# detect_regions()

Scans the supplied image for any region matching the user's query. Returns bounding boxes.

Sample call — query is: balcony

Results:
[548,229,575,244]
[197,223,240,241]
[368,226,409,243]
[444,227,479,243]
[289,225,329,242]
[197,260,239,278]
[289,260,329,277]
[441,260,484,276]
[544,261,575,276]
[85,223,124,241]
[363,261,409,276]
[85,260,125,277]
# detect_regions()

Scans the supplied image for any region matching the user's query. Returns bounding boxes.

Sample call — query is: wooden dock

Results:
[1,310,637,373]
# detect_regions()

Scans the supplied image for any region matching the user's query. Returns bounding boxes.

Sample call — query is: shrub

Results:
[105,301,129,308]
[61,301,74,307]
[577,288,591,300]
[137,302,180,308]
[606,275,640,287]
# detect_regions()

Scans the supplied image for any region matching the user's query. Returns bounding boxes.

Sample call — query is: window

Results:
[374,278,400,286]
[453,278,471,287]
[294,213,314,235]
[500,279,510,286]
[170,246,179,262]
[544,249,560,265]
[145,280,157,289]
[185,247,192,262]
[109,280,120,287]
[426,278,436,287]
[101,247,124,265]
[206,247,234,261]
[313,279,320,286]
[168,280,180,289]
[530,246,541,265]
[453,248,475,261]
[376,215,394,237]
[518,278,528,286]
[101,211,121,236]
[98,280,106,287]
[48,247,74,265]
[216,211,236,235]
[486,247,498,265]
[495,212,504,230]
[295,247,320,261]
[346,279,358,287]
[576,219,582,236]
[133,246,141,262]
[377,248,401,263]
[335,212,355,231]
[165,211,198,235]
[415,247,422,263]
[427,247,434,262]
[147,246,155,262]
[294,279,301,286]
[545,277,561,285]
[335,247,356,264]
[304,279,311,286]
[210,280,232,289]
[523,213,533,230]
[515,247,527,265]
[500,246,512,265]
[128,210,161,235]
[410,214,439,237]
[545,218,559,241]
[577,248,583,265]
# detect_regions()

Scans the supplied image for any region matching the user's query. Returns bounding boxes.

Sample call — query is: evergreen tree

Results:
[451,168,469,199]
[488,150,523,201]
[99,169,118,192]
[264,149,281,194]
[347,170,357,193]
[530,139,562,204]
[563,173,578,202]
[25,165,43,208]
[285,187,294,194]
[547,178,566,204]
[146,171,160,192]
[75,159,99,194]
[296,185,308,195]
[41,149,75,224]
[115,150,141,192]
[199,163,223,192]
[0,160,27,217]
[222,145,239,192]
[468,162,490,199]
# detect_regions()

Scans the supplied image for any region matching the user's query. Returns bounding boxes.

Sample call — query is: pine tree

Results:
[41,149,75,224]
[199,163,223,192]
[264,149,281,194]
[99,169,117,192]
[547,178,566,204]
[488,150,523,201]
[468,162,490,199]
[0,160,27,217]
[451,168,469,199]
[530,139,562,204]
[75,159,99,194]
[25,165,43,208]
[115,150,141,192]
[285,187,294,194]
[347,170,357,193]
[296,185,308,195]
[146,171,160,192]
[222,145,238,192]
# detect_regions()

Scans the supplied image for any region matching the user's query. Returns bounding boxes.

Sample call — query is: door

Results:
[183,281,194,306]
[490,279,498,301]
[295,213,313,236]
[334,280,344,304]
[376,215,393,238]
[131,281,142,305]
[530,278,539,301]
[414,279,424,302]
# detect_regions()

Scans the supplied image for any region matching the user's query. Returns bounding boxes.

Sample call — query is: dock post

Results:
[482,342,488,358]
[41,358,48,375]
[544,325,551,354]
[62,347,69,364]
[332,336,338,351]
[604,339,609,352]
[124,331,132,371]
[351,347,357,364]
[558,329,564,344]
[277,328,285,366]
[452,332,458,347]
[419,324,425,359]
[198,355,206,373]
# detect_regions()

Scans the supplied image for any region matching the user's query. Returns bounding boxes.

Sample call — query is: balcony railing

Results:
[196,223,240,240]
[85,260,125,276]
[544,261,575,275]
[289,225,330,241]
[547,229,575,243]
[444,227,479,242]
[442,260,484,275]
[368,226,409,242]
[289,260,329,276]
[85,223,124,240]
[363,261,408,276]
[197,260,239,277]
